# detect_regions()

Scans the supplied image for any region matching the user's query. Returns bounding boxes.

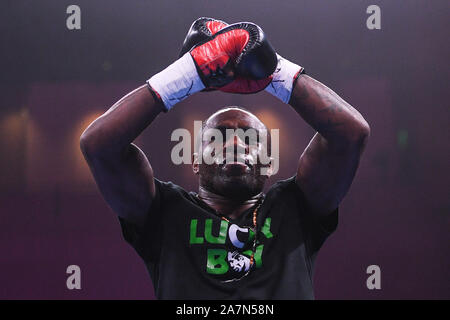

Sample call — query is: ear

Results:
[192,152,200,175]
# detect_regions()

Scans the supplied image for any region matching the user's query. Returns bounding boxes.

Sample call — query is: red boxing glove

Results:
[180,17,277,93]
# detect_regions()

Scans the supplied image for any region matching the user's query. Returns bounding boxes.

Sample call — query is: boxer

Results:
[80,18,370,299]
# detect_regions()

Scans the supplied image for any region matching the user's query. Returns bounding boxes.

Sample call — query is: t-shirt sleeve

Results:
[305,205,338,254]
[274,176,339,254]
[118,178,165,263]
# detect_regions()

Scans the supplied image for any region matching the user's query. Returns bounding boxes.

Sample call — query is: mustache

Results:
[214,153,256,168]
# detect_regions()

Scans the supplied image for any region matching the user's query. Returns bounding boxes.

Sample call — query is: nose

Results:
[223,134,248,154]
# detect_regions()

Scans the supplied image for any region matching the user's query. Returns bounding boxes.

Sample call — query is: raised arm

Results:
[289,75,370,216]
[265,55,370,216]
[80,19,274,226]
[80,86,164,226]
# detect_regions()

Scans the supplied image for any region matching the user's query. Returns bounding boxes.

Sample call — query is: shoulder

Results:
[264,175,339,253]
[262,175,308,214]
[154,178,190,195]
[265,175,303,200]
[153,178,197,204]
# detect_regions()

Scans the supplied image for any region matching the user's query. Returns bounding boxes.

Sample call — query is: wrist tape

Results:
[147,52,205,111]
[265,54,305,104]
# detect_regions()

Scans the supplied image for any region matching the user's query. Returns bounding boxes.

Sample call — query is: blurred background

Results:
[0,0,448,299]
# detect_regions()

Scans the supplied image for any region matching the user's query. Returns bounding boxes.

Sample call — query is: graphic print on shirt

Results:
[189,217,274,282]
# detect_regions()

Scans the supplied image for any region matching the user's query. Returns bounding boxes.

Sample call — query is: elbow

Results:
[352,118,370,150]
[79,130,93,158]
[338,118,370,149]
[327,113,370,152]
[79,126,101,159]
[358,119,370,140]
[79,124,123,159]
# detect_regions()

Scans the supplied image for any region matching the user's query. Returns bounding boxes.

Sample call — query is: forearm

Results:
[289,75,370,147]
[80,85,164,156]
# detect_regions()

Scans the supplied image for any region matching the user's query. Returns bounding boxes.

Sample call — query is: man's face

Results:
[193,108,272,199]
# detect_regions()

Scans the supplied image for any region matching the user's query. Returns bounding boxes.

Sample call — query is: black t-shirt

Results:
[119,176,338,300]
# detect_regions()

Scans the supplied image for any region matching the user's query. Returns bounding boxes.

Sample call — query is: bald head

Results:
[204,106,267,130]
[198,106,270,147]
[193,106,273,200]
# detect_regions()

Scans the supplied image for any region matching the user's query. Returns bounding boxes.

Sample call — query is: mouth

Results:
[217,154,254,175]
[218,154,254,168]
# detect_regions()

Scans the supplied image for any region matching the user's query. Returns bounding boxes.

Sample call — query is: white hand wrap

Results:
[147,52,205,111]
[265,54,304,104]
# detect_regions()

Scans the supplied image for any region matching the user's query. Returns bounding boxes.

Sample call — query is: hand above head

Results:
[179,17,278,95]
[148,17,277,111]
[179,17,305,103]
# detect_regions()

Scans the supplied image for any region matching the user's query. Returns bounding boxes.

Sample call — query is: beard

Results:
[198,162,268,200]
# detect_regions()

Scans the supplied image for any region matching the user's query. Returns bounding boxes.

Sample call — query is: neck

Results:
[197,185,262,220]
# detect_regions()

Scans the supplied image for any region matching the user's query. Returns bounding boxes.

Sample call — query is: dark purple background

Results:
[0,0,449,299]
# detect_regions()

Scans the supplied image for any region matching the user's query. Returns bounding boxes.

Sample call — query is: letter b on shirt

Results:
[207,249,229,274]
